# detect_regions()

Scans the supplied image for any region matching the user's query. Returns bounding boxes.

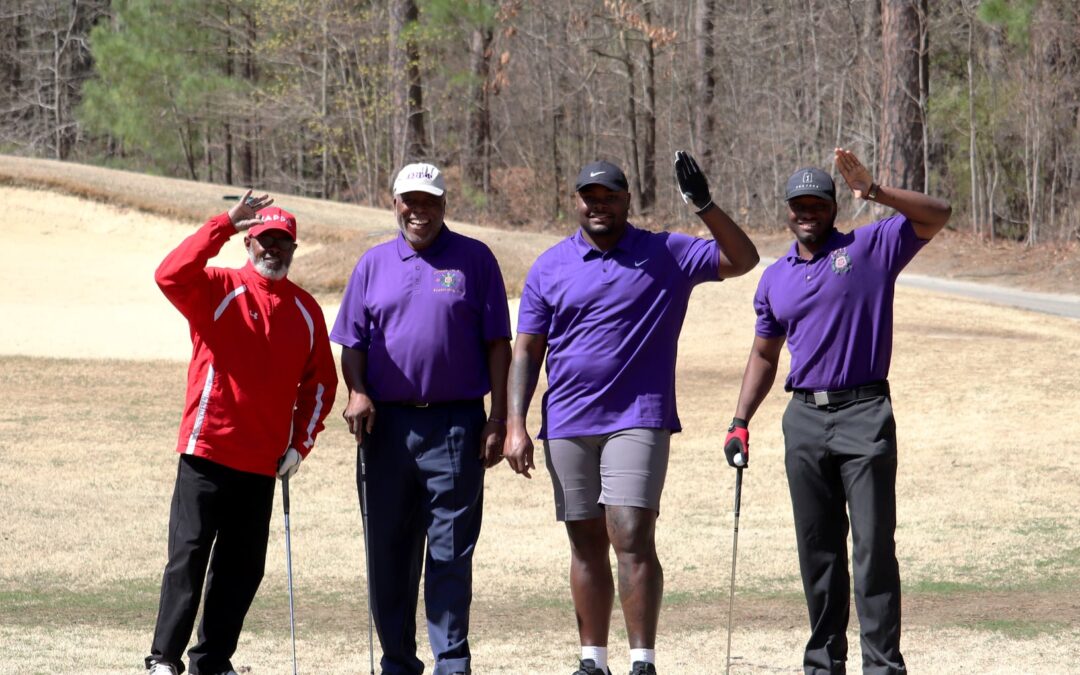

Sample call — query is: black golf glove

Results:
[724,417,749,468]
[675,150,713,212]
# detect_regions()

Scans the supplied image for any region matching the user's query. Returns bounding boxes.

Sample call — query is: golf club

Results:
[725,467,743,675]
[283,476,298,675]
[359,440,376,675]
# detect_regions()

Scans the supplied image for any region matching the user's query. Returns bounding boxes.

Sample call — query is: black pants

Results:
[782,395,905,675]
[146,455,276,675]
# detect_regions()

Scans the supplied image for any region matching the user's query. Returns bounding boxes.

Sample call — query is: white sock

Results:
[581,646,608,671]
[629,648,655,665]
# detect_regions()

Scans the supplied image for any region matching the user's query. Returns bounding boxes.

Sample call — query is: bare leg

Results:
[566,516,614,646]
[607,505,662,648]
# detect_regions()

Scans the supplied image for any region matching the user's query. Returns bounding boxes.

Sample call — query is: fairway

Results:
[2,183,1078,674]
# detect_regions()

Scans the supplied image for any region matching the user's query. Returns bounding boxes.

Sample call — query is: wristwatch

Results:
[865,183,879,201]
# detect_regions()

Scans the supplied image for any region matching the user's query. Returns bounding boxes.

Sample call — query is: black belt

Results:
[791,381,890,407]
[377,398,482,409]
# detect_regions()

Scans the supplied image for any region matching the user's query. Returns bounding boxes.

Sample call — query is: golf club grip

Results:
[358,441,370,517]
[733,467,742,517]
[282,475,290,514]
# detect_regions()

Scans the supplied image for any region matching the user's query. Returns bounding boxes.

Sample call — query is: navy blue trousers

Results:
[146,454,275,675]
[783,395,905,675]
[359,400,486,675]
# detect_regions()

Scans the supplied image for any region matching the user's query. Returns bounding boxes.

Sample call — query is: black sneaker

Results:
[629,662,656,675]
[574,659,612,675]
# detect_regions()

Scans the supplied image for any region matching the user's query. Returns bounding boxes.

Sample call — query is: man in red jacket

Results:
[145,191,338,675]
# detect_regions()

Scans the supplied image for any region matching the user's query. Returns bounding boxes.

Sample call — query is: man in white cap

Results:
[332,163,512,675]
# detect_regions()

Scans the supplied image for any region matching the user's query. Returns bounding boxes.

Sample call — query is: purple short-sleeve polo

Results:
[517,225,720,439]
[754,215,927,391]
[331,227,511,402]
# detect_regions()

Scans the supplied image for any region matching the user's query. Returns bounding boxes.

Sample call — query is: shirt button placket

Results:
[411,263,422,294]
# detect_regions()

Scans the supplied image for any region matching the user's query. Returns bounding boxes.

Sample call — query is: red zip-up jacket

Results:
[155,213,337,476]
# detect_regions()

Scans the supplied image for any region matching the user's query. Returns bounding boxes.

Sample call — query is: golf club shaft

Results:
[359,441,375,675]
[725,467,743,675]
[283,477,298,675]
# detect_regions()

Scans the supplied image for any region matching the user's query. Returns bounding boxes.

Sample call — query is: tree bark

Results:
[694,0,716,171]
[390,0,428,167]
[465,23,494,193]
[879,0,926,190]
[639,6,656,213]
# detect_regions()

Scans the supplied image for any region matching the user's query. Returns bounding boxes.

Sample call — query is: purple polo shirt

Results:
[331,226,511,402]
[518,224,720,439]
[754,215,927,391]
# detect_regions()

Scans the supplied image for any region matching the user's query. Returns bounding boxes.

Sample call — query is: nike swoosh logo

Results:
[635,259,648,267]
[590,171,606,177]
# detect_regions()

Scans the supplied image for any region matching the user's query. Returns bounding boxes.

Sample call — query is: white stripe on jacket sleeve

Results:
[293,297,315,351]
[299,383,326,450]
[185,363,215,454]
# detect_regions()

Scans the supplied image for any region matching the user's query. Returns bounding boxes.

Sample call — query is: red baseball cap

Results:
[249,206,297,241]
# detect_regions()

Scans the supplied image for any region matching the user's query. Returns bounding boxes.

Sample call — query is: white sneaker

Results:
[148,664,178,675]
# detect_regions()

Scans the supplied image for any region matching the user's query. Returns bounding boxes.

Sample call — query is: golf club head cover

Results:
[724,418,749,468]
[674,150,713,212]
[277,447,302,479]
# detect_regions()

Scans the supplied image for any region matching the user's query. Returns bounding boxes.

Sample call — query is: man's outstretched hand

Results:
[228,189,274,230]
[675,150,713,212]
[834,148,874,200]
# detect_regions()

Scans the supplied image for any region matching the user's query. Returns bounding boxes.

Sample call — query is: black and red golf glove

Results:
[724,417,749,468]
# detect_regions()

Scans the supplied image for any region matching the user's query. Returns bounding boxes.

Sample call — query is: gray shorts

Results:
[544,428,671,521]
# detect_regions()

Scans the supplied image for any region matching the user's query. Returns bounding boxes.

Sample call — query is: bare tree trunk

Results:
[879,0,926,190]
[241,12,256,186]
[639,6,657,213]
[320,3,330,199]
[966,15,980,235]
[390,0,427,166]
[465,23,494,193]
[224,4,234,186]
[618,30,642,208]
[694,0,715,170]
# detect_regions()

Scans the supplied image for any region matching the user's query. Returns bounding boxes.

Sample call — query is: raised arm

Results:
[835,147,952,241]
[155,190,273,322]
[504,332,548,478]
[674,151,759,278]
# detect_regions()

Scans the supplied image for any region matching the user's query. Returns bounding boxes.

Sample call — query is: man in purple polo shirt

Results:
[724,148,951,674]
[505,153,759,675]
[331,162,511,675]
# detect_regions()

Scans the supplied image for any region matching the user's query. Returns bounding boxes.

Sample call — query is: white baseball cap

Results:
[393,162,445,197]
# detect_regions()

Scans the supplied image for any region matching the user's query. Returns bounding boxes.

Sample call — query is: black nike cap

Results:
[575,160,629,192]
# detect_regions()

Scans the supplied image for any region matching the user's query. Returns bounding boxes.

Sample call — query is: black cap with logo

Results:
[785,167,836,202]
[575,160,629,192]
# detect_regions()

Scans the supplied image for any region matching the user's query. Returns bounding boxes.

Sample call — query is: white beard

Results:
[248,249,289,280]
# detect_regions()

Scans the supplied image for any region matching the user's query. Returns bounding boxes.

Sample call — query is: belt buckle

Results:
[813,391,830,406]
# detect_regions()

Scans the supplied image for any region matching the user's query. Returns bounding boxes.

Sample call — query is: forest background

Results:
[2,0,1078,247]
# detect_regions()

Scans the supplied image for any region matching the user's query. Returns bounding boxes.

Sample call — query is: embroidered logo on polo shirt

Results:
[829,248,853,275]
[433,269,465,293]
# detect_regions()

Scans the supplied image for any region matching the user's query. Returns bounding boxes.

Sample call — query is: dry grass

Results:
[3,285,1079,673]
[2,158,1079,673]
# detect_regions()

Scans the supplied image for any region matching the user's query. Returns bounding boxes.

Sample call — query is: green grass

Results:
[0,578,160,629]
